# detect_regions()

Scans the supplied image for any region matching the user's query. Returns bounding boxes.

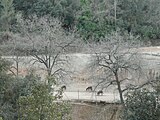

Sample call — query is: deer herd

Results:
[86,86,103,96]
[55,85,104,100]
[55,69,160,100]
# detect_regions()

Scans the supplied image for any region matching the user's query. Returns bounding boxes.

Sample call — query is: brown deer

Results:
[97,90,103,96]
[61,85,66,91]
[86,86,92,91]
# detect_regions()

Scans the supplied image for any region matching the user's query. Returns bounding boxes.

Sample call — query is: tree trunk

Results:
[114,0,117,28]
[114,71,124,104]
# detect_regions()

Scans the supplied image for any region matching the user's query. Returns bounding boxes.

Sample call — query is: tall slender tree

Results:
[0,0,15,32]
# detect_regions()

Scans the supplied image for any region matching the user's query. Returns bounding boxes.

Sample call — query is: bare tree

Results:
[15,15,81,91]
[0,32,27,77]
[89,32,141,104]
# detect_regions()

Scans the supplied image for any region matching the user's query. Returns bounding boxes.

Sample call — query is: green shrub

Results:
[123,89,160,120]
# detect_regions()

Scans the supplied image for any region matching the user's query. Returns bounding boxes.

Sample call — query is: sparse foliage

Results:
[14,15,80,86]
[90,32,141,104]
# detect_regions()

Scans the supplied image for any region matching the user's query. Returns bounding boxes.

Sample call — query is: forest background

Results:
[0,0,160,45]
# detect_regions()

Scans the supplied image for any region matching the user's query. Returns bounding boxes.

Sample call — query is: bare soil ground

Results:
[4,46,160,102]
[138,46,160,53]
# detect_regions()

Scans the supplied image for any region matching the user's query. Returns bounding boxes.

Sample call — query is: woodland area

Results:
[0,0,160,120]
[0,0,160,43]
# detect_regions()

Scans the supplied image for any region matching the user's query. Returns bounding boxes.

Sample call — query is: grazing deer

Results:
[97,90,103,96]
[61,85,66,91]
[86,86,92,91]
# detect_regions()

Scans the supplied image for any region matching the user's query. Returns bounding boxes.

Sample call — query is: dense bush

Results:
[123,89,160,120]
[18,84,71,120]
